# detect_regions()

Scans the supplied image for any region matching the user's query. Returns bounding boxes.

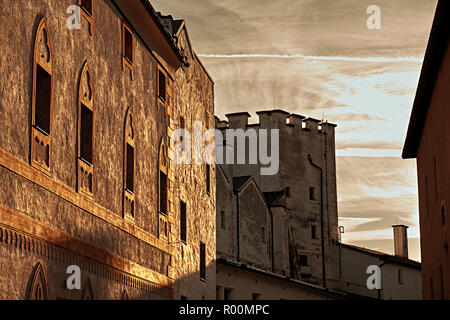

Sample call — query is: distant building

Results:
[403,0,450,300]
[339,226,422,300]
[0,0,216,300]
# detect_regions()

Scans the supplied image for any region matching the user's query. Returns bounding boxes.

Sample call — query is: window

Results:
[442,202,447,227]
[179,116,185,150]
[159,171,168,215]
[252,293,261,300]
[79,0,93,35]
[285,187,291,198]
[80,0,93,16]
[200,242,206,281]
[311,226,317,240]
[31,18,53,174]
[80,105,93,164]
[77,62,95,198]
[220,210,226,230]
[301,273,312,280]
[122,22,134,79]
[180,296,188,301]
[123,109,135,221]
[180,200,187,243]
[309,187,316,201]
[158,70,166,102]
[299,255,308,266]
[206,164,211,194]
[224,288,233,301]
[398,269,405,285]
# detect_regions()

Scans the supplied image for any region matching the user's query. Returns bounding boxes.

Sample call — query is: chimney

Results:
[392,225,409,259]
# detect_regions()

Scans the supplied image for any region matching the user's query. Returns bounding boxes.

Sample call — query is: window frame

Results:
[122,21,134,80]
[79,0,94,35]
[200,242,206,281]
[31,17,53,176]
[180,200,187,244]
[123,108,136,222]
[77,61,95,199]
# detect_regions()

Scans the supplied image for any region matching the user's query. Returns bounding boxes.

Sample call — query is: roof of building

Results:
[233,176,253,193]
[217,258,372,300]
[263,191,286,207]
[341,243,421,269]
[402,0,450,159]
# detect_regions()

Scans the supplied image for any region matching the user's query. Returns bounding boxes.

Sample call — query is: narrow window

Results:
[206,164,211,194]
[398,269,404,285]
[31,18,53,174]
[224,288,233,301]
[179,116,185,150]
[77,62,95,198]
[35,65,52,135]
[285,187,291,198]
[126,144,134,193]
[309,187,316,201]
[123,109,135,222]
[312,225,317,240]
[220,210,226,230]
[122,22,134,80]
[299,255,308,266]
[159,171,168,215]
[80,0,93,16]
[200,242,206,281]
[80,105,93,164]
[158,70,166,102]
[180,200,187,243]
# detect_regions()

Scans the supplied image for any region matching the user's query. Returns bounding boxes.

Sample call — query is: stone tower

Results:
[216,109,340,288]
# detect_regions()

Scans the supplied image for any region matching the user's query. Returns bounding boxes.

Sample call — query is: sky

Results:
[152,0,439,262]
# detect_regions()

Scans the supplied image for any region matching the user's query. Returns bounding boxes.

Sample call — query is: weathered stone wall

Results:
[0,0,215,300]
[216,110,340,287]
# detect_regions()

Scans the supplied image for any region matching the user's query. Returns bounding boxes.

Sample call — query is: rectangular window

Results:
[126,144,134,193]
[80,104,93,164]
[180,200,187,243]
[80,0,93,16]
[224,288,233,301]
[180,116,185,150]
[158,70,166,101]
[398,269,404,285]
[309,187,316,201]
[123,23,133,64]
[206,164,211,194]
[252,293,261,300]
[35,65,52,135]
[311,226,317,240]
[159,171,168,215]
[220,210,226,230]
[285,187,291,198]
[299,255,308,266]
[200,242,206,281]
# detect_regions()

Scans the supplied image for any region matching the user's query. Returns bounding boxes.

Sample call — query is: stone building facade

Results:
[0,0,215,300]
[215,110,340,288]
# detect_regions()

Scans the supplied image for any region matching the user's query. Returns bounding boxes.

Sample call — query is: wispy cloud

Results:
[198,53,423,63]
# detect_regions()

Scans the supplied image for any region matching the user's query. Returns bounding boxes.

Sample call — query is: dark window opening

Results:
[285,187,291,198]
[312,226,317,240]
[179,116,185,150]
[299,255,308,266]
[262,227,266,244]
[180,296,188,301]
[159,171,168,215]
[123,26,133,64]
[158,70,166,101]
[301,273,312,280]
[80,104,93,164]
[35,65,51,135]
[126,143,134,193]
[224,288,233,301]
[206,164,211,194]
[309,187,316,201]
[200,242,206,281]
[398,269,404,285]
[180,200,187,243]
[442,204,446,227]
[252,293,261,300]
[80,0,93,16]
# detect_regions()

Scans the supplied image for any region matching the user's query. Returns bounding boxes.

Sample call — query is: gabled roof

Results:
[233,176,253,193]
[263,191,286,207]
[341,243,421,270]
[402,0,450,159]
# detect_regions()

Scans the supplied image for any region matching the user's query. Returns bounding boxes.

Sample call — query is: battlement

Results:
[216,109,337,135]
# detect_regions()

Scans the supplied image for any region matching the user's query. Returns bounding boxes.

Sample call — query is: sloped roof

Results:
[403,0,450,159]
[233,176,253,192]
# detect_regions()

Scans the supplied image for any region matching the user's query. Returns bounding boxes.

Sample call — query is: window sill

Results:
[200,278,206,283]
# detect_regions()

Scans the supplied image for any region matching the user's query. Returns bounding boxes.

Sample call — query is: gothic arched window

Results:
[123,108,135,222]
[31,18,53,175]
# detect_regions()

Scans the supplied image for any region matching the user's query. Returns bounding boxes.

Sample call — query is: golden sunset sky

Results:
[152,0,439,261]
